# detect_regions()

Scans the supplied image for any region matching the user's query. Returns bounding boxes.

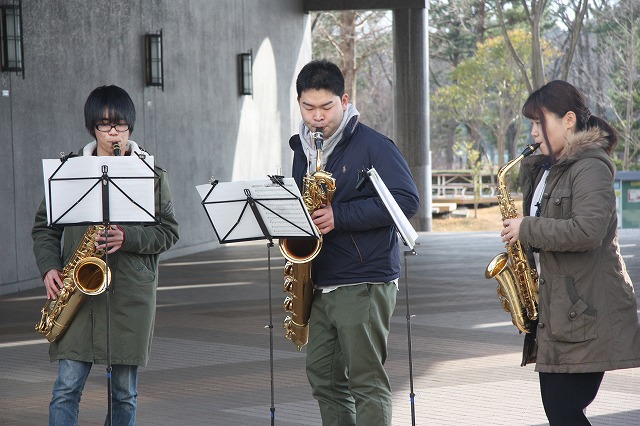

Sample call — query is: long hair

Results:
[522,80,618,159]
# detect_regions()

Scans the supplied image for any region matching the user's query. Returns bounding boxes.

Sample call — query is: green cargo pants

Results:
[306,282,397,426]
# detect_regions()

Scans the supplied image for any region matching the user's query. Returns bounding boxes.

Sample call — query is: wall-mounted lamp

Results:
[0,2,24,77]
[145,30,164,91]
[238,51,253,96]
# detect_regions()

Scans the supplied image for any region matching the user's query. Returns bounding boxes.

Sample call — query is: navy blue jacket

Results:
[290,120,419,287]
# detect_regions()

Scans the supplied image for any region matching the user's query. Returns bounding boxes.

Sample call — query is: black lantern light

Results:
[238,51,253,96]
[0,1,24,76]
[145,30,163,91]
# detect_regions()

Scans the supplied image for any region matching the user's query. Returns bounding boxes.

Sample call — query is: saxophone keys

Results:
[283,316,293,332]
[283,296,294,313]
[283,278,294,294]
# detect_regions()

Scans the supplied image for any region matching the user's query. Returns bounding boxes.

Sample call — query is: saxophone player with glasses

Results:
[32,85,179,426]
[287,60,419,426]
[499,80,640,425]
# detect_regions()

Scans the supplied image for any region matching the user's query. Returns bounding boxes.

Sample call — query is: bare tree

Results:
[434,29,540,166]
[429,0,486,168]
[589,0,640,169]
[493,0,589,91]
[311,11,392,109]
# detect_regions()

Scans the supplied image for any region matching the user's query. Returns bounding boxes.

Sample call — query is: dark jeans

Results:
[539,371,604,426]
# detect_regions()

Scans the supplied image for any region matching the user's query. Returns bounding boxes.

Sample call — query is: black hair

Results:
[84,85,136,138]
[522,80,618,157]
[295,59,345,98]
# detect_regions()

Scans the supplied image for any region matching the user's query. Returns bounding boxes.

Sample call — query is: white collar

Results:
[82,140,143,156]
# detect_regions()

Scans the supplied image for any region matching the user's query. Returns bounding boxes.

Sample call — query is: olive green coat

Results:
[519,128,640,373]
[32,147,179,367]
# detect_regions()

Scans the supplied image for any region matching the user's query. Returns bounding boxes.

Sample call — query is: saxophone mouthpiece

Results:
[521,142,540,157]
[113,143,121,156]
[313,128,324,151]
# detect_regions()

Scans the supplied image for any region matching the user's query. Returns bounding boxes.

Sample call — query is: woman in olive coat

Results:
[500,80,640,425]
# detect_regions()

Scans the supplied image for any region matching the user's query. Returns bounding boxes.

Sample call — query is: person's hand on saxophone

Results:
[502,217,523,246]
[312,201,334,235]
[96,225,125,254]
[43,269,64,300]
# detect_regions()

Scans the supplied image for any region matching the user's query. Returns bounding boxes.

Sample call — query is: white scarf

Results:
[82,140,143,156]
[299,103,359,172]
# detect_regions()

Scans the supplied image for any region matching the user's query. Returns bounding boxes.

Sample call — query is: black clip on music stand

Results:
[44,152,159,425]
[358,167,419,426]
[197,175,319,425]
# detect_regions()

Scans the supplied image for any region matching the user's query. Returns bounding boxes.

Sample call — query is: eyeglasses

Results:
[95,123,130,133]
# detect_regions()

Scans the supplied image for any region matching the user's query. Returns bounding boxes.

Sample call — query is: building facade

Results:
[0,0,311,294]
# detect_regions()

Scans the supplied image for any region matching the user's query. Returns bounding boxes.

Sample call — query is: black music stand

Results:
[358,167,419,426]
[196,175,319,425]
[43,152,158,425]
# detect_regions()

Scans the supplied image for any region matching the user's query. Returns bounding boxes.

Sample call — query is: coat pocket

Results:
[549,275,597,342]
[116,253,157,286]
[547,187,572,219]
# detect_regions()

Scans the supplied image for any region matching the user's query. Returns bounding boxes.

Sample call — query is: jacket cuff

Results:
[116,225,126,249]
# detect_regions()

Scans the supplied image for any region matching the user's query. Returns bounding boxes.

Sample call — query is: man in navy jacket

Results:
[290,59,419,426]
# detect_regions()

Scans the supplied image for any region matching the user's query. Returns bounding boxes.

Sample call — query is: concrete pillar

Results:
[393,6,431,232]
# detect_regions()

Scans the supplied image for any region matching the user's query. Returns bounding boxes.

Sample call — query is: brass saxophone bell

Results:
[278,237,322,264]
[73,256,111,295]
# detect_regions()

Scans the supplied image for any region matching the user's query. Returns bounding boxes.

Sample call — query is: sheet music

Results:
[196,178,319,242]
[253,197,319,238]
[43,155,156,225]
[367,168,419,249]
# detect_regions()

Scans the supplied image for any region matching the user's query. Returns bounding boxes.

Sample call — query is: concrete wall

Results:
[0,0,311,294]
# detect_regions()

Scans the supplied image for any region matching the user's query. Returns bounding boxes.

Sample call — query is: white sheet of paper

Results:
[42,155,156,225]
[196,178,319,242]
[367,168,419,249]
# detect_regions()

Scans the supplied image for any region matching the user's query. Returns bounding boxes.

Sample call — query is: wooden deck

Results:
[431,170,522,206]
[433,196,500,206]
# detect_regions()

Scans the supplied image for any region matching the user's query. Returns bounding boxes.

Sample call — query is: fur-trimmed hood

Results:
[562,127,610,161]
[556,127,615,178]
[522,127,615,180]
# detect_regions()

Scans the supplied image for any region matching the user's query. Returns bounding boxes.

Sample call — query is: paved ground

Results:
[1,230,639,426]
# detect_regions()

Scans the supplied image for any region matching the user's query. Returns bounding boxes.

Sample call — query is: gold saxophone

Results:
[35,225,111,342]
[279,128,335,349]
[485,143,540,333]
